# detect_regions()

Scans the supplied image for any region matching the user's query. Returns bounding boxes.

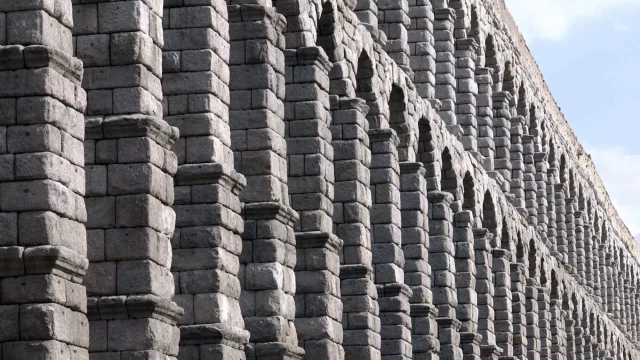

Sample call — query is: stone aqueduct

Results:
[0,0,638,359]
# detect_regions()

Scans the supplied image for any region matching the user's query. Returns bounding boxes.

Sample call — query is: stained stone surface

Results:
[0,0,638,359]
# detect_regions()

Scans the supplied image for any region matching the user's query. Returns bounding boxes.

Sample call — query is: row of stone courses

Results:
[0,0,638,359]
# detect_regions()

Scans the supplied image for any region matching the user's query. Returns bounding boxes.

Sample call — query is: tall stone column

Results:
[545,168,558,253]
[554,184,567,264]
[428,190,463,360]
[583,222,594,294]
[549,304,566,360]
[599,246,609,313]
[509,116,525,210]
[78,0,183,357]
[455,39,479,153]
[571,310,583,360]
[162,0,250,357]
[522,135,537,226]
[535,153,549,245]
[433,8,457,127]
[511,263,528,359]
[369,129,413,360]
[476,67,495,172]
[565,199,576,277]
[525,280,541,360]
[492,92,512,187]
[408,0,435,99]
[454,211,482,359]
[493,248,513,357]
[378,0,411,74]
[0,1,88,358]
[400,162,440,359]
[228,5,304,359]
[474,229,501,360]
[283,46,344,360]
[589,233,600,303]
[330,98,381,360]
[538,286,551,360]
[565,317,576,360]
[574,211,585,285]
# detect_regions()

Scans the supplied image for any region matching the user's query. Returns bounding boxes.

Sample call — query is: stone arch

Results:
[316,0,341,62]
[516,82,528,119]
[389,84,415,162]
[559,154,567,184]
[528,238,538,279]
[540,257,548,286]
[481,190,498,239]
[440,147,460,201]
[469,5,482,60]
[485,35,500,91]
[462,171,477,223]
[503,61,515,97]
[501,217,514,254]
[355,49,380,129]
[418,117,438,190]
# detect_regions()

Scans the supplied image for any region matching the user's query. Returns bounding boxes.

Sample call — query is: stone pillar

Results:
[509,116,525,210]
[492,92,512,186]
[535,153,549,244]
[284,47,344,359]
[433,8,457,127]
[228,5,304,358]
[455,38,479,153]
[599,246,609,313]
[546,168,558,253]
[400,162,440,359]
[162,0,251,357]
[476,67,495,172]
[554,184,567,264]
[428,190,463,360]
[454,211,482,359]
[331,98,381,360]
[538,286,551,360]
[574,211,585,285]
[565,198,576,277]
[77,0,183,357]
[525,280,541,360]
[493,248,513,357]
[589,234,600,303]
[511,263,528,359]
[369,129,413,360]
[522,135,537,226]
[378,0,411,74]
[565,317,576,360]
[606,252,615,317]
[408,0,435,99]
[0,1,88,358]
[474,229,501,360]
[550,305,566,360]
[583,222,593,294]
[572,311,584,360]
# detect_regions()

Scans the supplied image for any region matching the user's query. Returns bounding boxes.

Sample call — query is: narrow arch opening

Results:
[316,0,339,62]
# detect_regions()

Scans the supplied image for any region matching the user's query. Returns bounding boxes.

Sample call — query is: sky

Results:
[504,0,640,242]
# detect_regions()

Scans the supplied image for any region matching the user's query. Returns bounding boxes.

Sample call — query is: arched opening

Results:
[389,84,414,162]
[517,83,528,120]
[503,61,515,98]
[501,218,513,253]
[528,239,537,279]
[418,117,437,190]
[440,147,459,200]
[560,154,567,184]
[482,191,498,242]
[316,0,339,62]
[469,6,482,61]
[485,35,500,91]
[462,172,476,222]
[540,258,547,286]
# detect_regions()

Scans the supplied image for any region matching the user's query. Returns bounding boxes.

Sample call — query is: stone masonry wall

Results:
[0,0,638,359]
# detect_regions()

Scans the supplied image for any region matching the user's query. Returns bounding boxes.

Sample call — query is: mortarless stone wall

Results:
[0,0,638,359]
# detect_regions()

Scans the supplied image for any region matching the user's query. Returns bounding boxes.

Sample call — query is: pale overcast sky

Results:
[504,0,640,241]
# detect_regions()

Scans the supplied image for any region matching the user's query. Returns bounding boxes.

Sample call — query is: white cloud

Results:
[587,146,640,241]
[504,0,640,41]
[613,23,631,32]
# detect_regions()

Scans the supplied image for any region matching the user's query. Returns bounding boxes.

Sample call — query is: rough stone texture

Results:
[2,0,640,359]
